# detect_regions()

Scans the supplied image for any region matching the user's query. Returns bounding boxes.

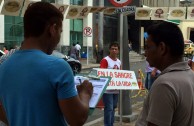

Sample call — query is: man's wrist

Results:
[79,93,91,101]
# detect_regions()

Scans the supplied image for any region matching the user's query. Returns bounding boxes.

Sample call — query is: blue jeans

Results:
[103,93,119,126]
[145,72,158,90]
[70,54,77,60]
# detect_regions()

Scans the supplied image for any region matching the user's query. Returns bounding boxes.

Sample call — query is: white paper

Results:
[187,7,194,20]
[21,0,41,17]
[66,5,82,19]
[168,7,186,20]
[151,7,169,20]
[74,76,109,108]
[51,3,68,15]
[1,0,24,16]
[135,7,151,20]
[77,6,91,18]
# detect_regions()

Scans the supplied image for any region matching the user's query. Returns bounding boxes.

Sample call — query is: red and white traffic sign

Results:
[83,27,92,37]
[109,0,132,7]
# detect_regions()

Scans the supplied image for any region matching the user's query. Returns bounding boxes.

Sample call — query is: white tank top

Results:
[104,56,121,69]
[104,56,121,94]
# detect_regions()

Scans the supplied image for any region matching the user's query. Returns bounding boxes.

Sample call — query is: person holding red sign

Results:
[100,42,121,126]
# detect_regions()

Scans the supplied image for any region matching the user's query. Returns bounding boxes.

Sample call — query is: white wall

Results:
[179,21,194,40]
[142,0,180,7]
[0,0,4,43]
[61,0,70,46]
[60,0,94,47]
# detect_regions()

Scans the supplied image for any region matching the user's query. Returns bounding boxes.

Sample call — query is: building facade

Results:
[0,0,94,58]
[141,0,194,42]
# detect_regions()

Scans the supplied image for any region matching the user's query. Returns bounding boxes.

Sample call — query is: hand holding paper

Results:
[74,76,110,108]
[76,80,93,101]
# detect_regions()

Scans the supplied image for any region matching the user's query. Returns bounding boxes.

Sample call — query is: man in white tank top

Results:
[100,42,121,126]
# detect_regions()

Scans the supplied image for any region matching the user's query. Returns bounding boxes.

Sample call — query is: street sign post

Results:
[109,0,132,7]
[112,0,134,124]
[83,26,92,65]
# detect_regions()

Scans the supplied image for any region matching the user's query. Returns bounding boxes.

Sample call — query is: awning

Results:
[164,20,180,25]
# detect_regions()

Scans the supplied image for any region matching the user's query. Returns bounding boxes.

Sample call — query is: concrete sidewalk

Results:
[84,102,143,126]
[79,58,99,70]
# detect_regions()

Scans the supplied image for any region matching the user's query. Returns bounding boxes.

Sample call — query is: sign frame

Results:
[109,0,132,7]
[94,68,139,90]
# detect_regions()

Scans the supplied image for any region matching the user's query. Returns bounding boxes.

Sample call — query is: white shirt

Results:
[75,44,81,51]
[192,56,194,62]
[101,56,121,94]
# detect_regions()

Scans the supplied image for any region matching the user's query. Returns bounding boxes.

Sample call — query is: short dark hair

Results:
[147,22,184,57]
[24,2,63,38]
[109,42,120,50]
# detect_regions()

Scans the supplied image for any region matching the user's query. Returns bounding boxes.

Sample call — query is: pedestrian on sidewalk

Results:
[0,2,93,126]
[75,42,81,60]
[145,61,160,90]
[136,22,194,126]
[128,41,132,52]
[144,34,161,91]
[100,42,121,126]
[2,46,8,54]
[70,43,78,60]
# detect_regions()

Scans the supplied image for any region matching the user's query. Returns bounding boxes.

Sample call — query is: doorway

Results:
[190,28,194,42]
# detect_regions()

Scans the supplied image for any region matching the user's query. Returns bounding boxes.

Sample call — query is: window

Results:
[70,0,83,5]
[42,0,55,3]
[69,0,83,51]
[4,16,24,49]
[3,0,56,49]
[70,19,83,45]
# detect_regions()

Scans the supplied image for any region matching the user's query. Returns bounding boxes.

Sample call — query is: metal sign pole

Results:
[119,13,124,125]
[120,90,122,125]
[97,0,104,63]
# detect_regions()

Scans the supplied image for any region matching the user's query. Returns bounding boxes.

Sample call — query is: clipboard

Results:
[74,74,111,115]
[88,76,111,115]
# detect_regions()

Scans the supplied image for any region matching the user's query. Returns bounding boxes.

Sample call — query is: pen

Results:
[79,78,82,84]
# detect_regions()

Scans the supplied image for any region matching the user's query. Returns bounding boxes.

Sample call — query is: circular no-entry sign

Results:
[109,0,132,7]
[83,27,92,37]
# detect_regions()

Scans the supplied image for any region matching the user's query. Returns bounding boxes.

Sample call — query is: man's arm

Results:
[151,68,157,77]
[59,80,93,126]
[100,58,108,68]
[50,59,93,126]
[0,102,8,125]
